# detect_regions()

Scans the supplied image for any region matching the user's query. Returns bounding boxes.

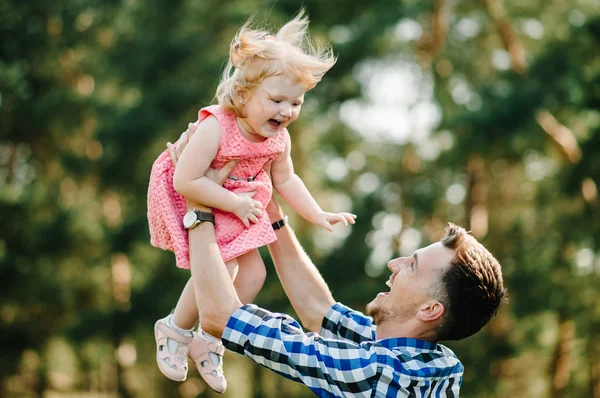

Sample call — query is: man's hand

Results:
[205,160,238,187]
[167,122,197,167]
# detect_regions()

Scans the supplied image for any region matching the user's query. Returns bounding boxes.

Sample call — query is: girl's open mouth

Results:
[268,119,282,129]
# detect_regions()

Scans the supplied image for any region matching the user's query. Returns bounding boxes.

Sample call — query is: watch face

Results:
[183,211,196,228]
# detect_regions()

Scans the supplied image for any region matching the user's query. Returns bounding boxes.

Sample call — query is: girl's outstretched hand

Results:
[312,211,357,232]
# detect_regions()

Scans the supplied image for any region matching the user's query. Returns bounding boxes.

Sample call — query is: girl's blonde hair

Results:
[216,10,336,116]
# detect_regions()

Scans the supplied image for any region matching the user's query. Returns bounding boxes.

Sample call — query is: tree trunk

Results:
[550,315,575,398]
[591,335,600,398]
[466,155,488,239]
[481,0,528,74]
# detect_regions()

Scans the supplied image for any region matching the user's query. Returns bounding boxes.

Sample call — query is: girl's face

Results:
[237,75,306,142]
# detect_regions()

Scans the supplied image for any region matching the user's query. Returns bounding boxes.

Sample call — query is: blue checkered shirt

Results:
[222,302,463,397]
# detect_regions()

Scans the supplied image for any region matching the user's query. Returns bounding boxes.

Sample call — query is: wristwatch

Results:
[183,209,215,230]
[271,215,288,230]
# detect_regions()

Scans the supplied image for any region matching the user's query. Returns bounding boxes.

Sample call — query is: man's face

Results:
[366,242,455,325]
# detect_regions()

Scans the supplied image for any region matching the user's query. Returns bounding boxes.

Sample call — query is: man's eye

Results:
[272,99,281,104]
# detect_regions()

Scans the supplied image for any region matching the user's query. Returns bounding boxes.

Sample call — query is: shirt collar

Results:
[376,337,438,351]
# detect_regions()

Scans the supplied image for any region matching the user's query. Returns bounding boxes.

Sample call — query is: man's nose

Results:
[387,258,401,273]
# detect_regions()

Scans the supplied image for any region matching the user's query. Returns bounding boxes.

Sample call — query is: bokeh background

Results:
[2,0,600,397]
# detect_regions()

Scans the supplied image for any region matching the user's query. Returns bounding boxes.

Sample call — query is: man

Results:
[168,135,505,397]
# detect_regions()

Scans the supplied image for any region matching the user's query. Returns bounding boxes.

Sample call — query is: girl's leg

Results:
[233,249,267,304]
[155,279,197,382]
[172,278,198,329]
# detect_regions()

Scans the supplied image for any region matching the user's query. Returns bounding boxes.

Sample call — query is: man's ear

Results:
[417,301,444,322]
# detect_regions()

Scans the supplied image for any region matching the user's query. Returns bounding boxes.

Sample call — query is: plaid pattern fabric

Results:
[222,303,463,397]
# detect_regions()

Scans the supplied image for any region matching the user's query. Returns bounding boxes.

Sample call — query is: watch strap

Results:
[193,210,215,225]
[271,215,288,230]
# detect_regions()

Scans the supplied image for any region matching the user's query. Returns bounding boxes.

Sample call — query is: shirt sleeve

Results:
[319,302,376,343]
[222,304,378,396]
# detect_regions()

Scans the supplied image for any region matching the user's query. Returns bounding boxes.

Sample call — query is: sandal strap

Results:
[190,342,225,360]
[209,342,225,356]
[156,321,194,344]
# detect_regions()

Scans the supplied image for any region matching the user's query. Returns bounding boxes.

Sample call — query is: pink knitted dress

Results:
[147,105,286,269]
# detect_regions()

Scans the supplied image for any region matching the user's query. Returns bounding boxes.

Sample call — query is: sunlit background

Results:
[2,0,600,397]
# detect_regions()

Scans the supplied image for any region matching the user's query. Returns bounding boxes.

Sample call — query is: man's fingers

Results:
[176,138,185,158]
[174,129,190,157]
[203,160,239,186]
[167,142,177,166]
[218,160,239,183]
[204,160,239,185]
[263,159,273,179]
[177,131,188,149]
[187,122,196,136]
[166,123,199,167]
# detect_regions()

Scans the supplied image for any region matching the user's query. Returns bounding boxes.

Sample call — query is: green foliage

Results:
[2,0,599,397]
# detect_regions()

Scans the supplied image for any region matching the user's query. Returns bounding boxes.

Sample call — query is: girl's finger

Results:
[252,208,263,218]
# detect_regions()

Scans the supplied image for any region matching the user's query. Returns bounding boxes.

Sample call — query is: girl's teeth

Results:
[385,280,392,288]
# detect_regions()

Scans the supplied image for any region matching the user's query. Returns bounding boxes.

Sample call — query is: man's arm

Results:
[180,159,247,337]
[265,199,336,332]
[221,305,379,397]
[188,220,243,337]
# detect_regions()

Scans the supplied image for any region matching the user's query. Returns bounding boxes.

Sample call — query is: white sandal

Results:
[154,316,193,381]
[189,332,227,393]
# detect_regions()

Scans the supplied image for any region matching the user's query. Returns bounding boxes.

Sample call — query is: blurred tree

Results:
[1,0,599,397]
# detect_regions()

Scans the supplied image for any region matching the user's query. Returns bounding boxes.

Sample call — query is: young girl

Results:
[147,12,356,393]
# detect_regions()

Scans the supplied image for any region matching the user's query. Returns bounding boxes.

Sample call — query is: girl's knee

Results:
[252,263,267,284]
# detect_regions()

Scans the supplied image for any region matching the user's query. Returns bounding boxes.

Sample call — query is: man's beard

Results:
[366,300,395,325]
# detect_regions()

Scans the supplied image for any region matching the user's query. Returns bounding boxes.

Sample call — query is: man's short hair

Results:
[434,223,505,341]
